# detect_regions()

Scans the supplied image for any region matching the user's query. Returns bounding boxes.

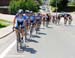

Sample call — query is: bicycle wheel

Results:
[24,26,28,42]
[36,25,39,34]
[46,21,48,27]
[30,25,33,38]
[17,31,21,52]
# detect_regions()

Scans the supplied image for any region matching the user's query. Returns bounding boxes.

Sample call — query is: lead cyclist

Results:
[13,9,26,42]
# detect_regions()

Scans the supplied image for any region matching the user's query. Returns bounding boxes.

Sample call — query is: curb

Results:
[0,31,13,39]
[0,25,13,39]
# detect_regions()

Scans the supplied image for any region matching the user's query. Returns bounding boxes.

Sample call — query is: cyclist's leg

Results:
[15,26,21,51]
[30,24,33,38]
[30,20,35,37]
[37,20,41,30]
[43,18,45,27]
[52,16,55,24]
[68,17,72,25]
[36,20,40,34]
[21,29,24,38]
[35,21,38,34]
[27,23,28,31]
[15,29,21,42]
[39,21,41,29]
[46,20,48,27]
[55,17,57,24]
[20,26,27,49]
[24,25,27,39]
[64,18,67,25]
[26,21,28,32]
[58,17,61,24]
[15,24,21,42]
[20,22,25,39]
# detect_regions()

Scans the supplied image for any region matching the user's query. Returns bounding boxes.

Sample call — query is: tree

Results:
[61,0,69,8]
[68,0,75,5]
[36,0,43,5]
[50,0,62,7]
[50,0,69,11]
[9,0,40,14]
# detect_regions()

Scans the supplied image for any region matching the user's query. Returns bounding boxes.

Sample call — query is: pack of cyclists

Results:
[13,9,43,51]
[51,13,72,25]
[13,9,73,51]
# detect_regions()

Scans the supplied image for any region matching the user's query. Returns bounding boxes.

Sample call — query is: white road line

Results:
[0,40,16,58]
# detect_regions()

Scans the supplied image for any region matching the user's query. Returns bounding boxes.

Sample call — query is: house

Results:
[0,0,11,6]
[0,0,11,14]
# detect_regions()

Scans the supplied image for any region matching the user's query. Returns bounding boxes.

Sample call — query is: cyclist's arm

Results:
[13,17,16,27]
[24,19,27,26]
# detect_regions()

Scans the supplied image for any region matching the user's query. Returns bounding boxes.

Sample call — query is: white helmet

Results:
[25,10,30,13]
[18,9,23,14]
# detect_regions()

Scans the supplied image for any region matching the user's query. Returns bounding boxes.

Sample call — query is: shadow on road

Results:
[46,27,53,28]
[24,47,37,54]
[17,46,37,54]
[26,39,38,43]
[37,32,47,35]
[55,24,62,26]
[40,28,45,29]
[32,35,41,38]
[64,25,75,27]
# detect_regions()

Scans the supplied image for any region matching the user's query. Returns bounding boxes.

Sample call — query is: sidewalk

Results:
[0,14,14,39]
[0,26,13,39]
[0,13,14,22]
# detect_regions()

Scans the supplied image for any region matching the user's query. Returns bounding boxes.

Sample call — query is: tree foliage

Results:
[50,0,69,11]
[9,0,40,14]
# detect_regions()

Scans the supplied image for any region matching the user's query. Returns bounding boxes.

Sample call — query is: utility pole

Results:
[56,0,57,18]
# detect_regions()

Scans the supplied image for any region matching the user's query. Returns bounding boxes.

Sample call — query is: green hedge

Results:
[9,0,39,14]
[0,19,10,28]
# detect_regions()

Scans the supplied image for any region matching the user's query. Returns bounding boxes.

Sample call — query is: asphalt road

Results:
[0,19,75,58]
[0,13,75,58]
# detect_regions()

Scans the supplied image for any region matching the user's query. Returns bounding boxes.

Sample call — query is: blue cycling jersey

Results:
[30,16,35,21]
[24,15,29,20]
[36,15,41,20]
[15,15,25,29]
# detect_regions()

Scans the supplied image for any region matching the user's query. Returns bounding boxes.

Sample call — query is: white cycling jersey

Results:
[16,16,25,22]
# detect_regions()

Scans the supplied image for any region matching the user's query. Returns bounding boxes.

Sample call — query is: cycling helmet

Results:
[18,9,23,14]
[25,10,30,13]
[30,11,33,14]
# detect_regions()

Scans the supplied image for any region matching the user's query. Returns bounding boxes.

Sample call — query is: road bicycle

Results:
[13,26,26,52]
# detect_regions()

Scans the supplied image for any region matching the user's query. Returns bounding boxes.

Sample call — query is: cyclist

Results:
[13,9,26,41]
[38,13,42,29]
[24,10,30,31]
[57,15,61,24]
[35,13,42,33]
[64,14,68,25]
[29,11,36,37]
[25,10,31,32]
[30,11,36,27]
[46,14,50,27]
[52,15,56,24]
[68,15,72,25]
[42,14,46,28]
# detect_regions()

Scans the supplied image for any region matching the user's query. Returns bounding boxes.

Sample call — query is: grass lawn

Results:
[0,19,11,28]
